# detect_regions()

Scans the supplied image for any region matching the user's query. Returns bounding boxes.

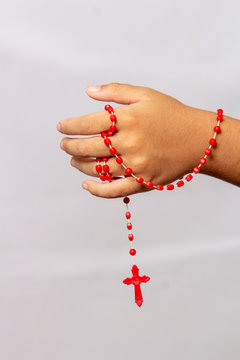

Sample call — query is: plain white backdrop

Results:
[0,0,240,359]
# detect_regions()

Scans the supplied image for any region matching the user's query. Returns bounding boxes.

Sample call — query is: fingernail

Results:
[82,183,89,190]
[86,85,101,92]
[57,122,62,132]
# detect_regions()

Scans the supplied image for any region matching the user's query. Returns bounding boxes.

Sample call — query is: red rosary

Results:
[96,105,224,307]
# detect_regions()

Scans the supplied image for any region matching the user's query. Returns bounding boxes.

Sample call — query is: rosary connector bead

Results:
[205,148,212,156]
[109,147,117,155]
[128,234,134,241]
[129,249,136,256]
[209,138,216,146]
[185,174,193,182]
[110,114,117,122]
[123,196,130,204]
[177,180,184,187]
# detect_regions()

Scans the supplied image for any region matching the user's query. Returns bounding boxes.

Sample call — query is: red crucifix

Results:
[123,264,150,307]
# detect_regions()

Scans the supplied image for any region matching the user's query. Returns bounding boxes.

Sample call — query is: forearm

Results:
[186,105,240,186]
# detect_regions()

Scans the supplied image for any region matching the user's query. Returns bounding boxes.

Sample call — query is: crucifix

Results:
[123,264,150,307]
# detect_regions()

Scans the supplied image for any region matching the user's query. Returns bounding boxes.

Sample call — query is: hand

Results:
[57,82,217,198]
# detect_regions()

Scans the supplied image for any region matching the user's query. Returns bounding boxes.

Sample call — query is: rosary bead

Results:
[116,156,123,164]
[185,174,193,182]
[123,196,130,204]
[200,157,206,165]
[109,147,117,155]
[125,211,131,219]
[205,148,212,156]
[103,164,109,172]
[101,131,107,138]
[217,109,223,115]
[130,249,136,256]
[102,157,108,162]
[128,234,134,241]
[96,158,102,163]
[146,181,153,188]
[136,176,144,183]
[96,164,102,172]
[127,222,132,230]
[107,131,113,137]
[110,114,117,122]
[107,106,113,113]
[214,126,221,133]
[106,173,112,181]
[177,180,184,187]
[104,105,110,111]
[125,168,132,175]
[167,184,174,190]
[217,114,223,122]
[109,124,117,132]
[156,184,164,190]
[100,173,106,181]
[104,138,111,146]
[193,166,200,174]
[209,138,216,146]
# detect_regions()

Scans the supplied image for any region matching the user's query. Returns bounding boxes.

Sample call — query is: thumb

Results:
[85,82,150,105]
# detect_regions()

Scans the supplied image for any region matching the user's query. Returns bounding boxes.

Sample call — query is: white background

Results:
[0,0,240,359]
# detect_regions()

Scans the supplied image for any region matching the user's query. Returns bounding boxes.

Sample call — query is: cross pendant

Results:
[123,265,150,307]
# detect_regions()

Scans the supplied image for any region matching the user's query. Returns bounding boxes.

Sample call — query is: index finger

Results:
[57,106,124,135]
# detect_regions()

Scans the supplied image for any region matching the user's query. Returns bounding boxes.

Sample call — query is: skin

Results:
[57,82,240,198]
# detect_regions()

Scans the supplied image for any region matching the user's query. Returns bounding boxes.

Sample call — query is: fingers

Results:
[85,82,151,105]
[81,176,147,199]
[57,106,123,136]
[60,134,122,158]
[70,156,125,177]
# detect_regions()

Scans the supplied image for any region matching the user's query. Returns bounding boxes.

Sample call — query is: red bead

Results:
[104,105,110,111]
[167,184,174,190]
[100,173,106,181]
[101,131,107,138]
[116,156,123,164]
[107,106,113,113]
[128,234,134,241]
[103,164,109,172]
[125,168,132,175]
[129,249,136,256]
[96,158,102,163]
[209,138,216,146]
[214,126,221,133]
[102,157,108,162]
[109,147,117,155]
[217,114,223,122]
[177,180,184,187]
[200,158,206,165]
[125,211,131,219]
[104,138,111,146]
[146,181,153,188]
[193,166,200,174]
[96,164,102,172]
[109,124,117,132]
[123,196,130,204]
[136,176,144,183]
[185,174,193,182]
[127,222,132,230]
[156,184,164,190]
[110,114,117,122]
[205,148,212,156]
[107,131,113,137]
[106,173,112,181]
[217,109,223,115]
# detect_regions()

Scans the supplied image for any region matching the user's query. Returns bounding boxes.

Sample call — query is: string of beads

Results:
[96,106,224,190]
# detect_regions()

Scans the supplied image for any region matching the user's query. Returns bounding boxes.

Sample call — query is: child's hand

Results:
[57,82,216,198]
